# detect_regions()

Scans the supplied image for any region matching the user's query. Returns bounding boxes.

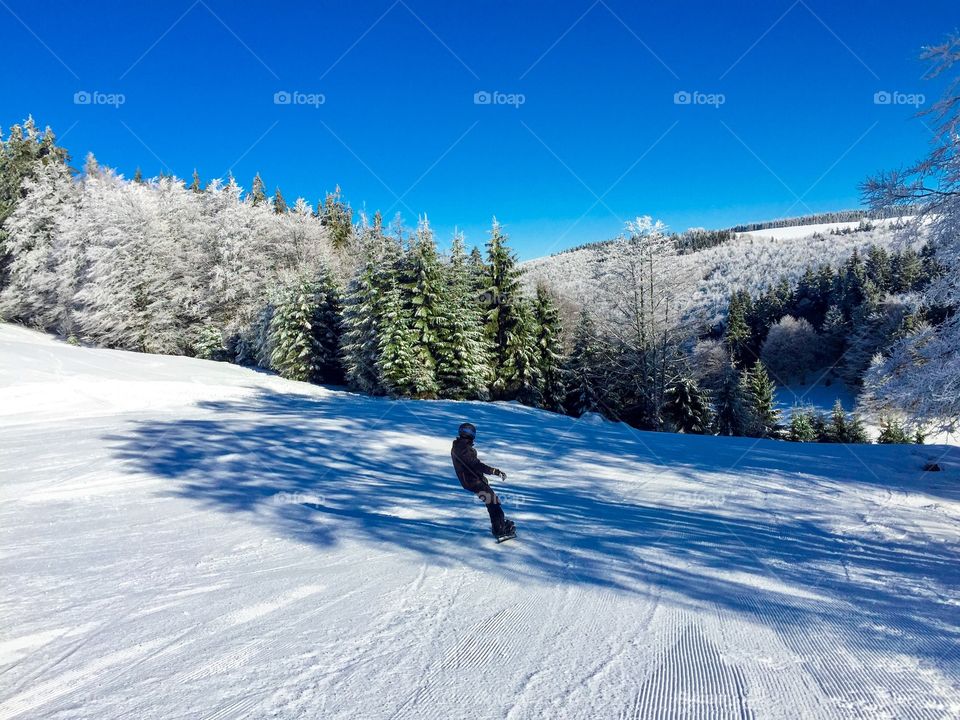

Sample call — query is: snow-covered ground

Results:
[775,379,856,416]
[2,324,959,719]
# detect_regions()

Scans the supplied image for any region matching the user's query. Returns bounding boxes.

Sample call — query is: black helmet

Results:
[458,422,477,440]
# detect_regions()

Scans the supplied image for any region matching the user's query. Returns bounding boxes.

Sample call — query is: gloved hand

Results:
[493,468,507,481]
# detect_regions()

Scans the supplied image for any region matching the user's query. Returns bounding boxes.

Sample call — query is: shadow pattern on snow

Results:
[108,388,960,671]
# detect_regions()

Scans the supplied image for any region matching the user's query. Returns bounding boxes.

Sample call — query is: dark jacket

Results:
[451,437,496,493]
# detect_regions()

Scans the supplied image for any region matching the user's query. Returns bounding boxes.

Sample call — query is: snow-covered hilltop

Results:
[523,216,916,328]
[2,324,958,719]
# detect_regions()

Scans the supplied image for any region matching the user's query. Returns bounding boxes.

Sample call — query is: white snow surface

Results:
[2,323,959,719]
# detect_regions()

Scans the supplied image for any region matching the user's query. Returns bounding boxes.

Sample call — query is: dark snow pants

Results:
[476,483,506,533]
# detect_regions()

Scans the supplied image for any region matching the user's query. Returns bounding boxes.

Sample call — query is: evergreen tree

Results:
[713,362,748,436]
[340,221,402,394]
[497,299,541,404]
[435,231,491,399]
[825,399,849,443]
[133,167,144,184]
[273,187,288,214]
[320,185,353,250]
[724,290,752,364]
[483,219,530,399]
[663,376,712,434]
[530,283,566,410]
[877,416,910,444]
[565,308,608,416]
[376,281,437,398]
[250,173,267,206]
[268,273,342,384]
[742,360,780,438]
[189,169,202,193]
[789,410,817,442]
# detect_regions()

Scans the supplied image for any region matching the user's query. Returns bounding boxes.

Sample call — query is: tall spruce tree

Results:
[531,283,566,411]
[663,376,712,434]
[376,281,438,398]
[742,360,780,437]
[435,231,491,399]
[273,187,288,214]
[250,173,267,206]
[268,272,343,384]
[565,308,608,417]
[713,361,748,436]
[189,169,202,193]
[483,219,530,399]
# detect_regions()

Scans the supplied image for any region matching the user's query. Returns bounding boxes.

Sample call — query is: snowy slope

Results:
[2,323,959,720]
[740,217,910,241]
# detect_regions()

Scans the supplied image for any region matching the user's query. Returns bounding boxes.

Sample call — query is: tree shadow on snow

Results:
[108,387,960,673]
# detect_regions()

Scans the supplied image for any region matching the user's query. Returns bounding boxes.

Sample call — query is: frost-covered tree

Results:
[599,217,685,429]
[189,169,202,193]
[0,158,77,332]
[760,315,820,384]
[250,173,267,206]
[861,32,960,429]
[0,118,70,291]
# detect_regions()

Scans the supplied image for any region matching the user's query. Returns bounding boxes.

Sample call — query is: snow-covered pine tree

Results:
[268,271,343,384]
[320,185,353,251]
[530,283,566,411]
[741,360,780,438]
[788,409,817,442]
[189,169,202,193]
[663,376,712,434]
[434,230,491,399]
[483,219,528,399]
[376,280,438,398]
[340,214,401,394]
[497,298,541,404]
[273,187,288,214]
[250,173,267,206]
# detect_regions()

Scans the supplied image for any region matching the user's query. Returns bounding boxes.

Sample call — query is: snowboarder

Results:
[451,422,516,539]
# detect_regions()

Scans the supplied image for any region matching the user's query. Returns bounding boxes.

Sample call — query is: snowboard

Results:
[495,531,517,544]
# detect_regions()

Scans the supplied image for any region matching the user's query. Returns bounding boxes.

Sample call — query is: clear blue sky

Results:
[1,1,954,258]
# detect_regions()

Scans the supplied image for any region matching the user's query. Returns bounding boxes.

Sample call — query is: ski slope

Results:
[1,323,959,720]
